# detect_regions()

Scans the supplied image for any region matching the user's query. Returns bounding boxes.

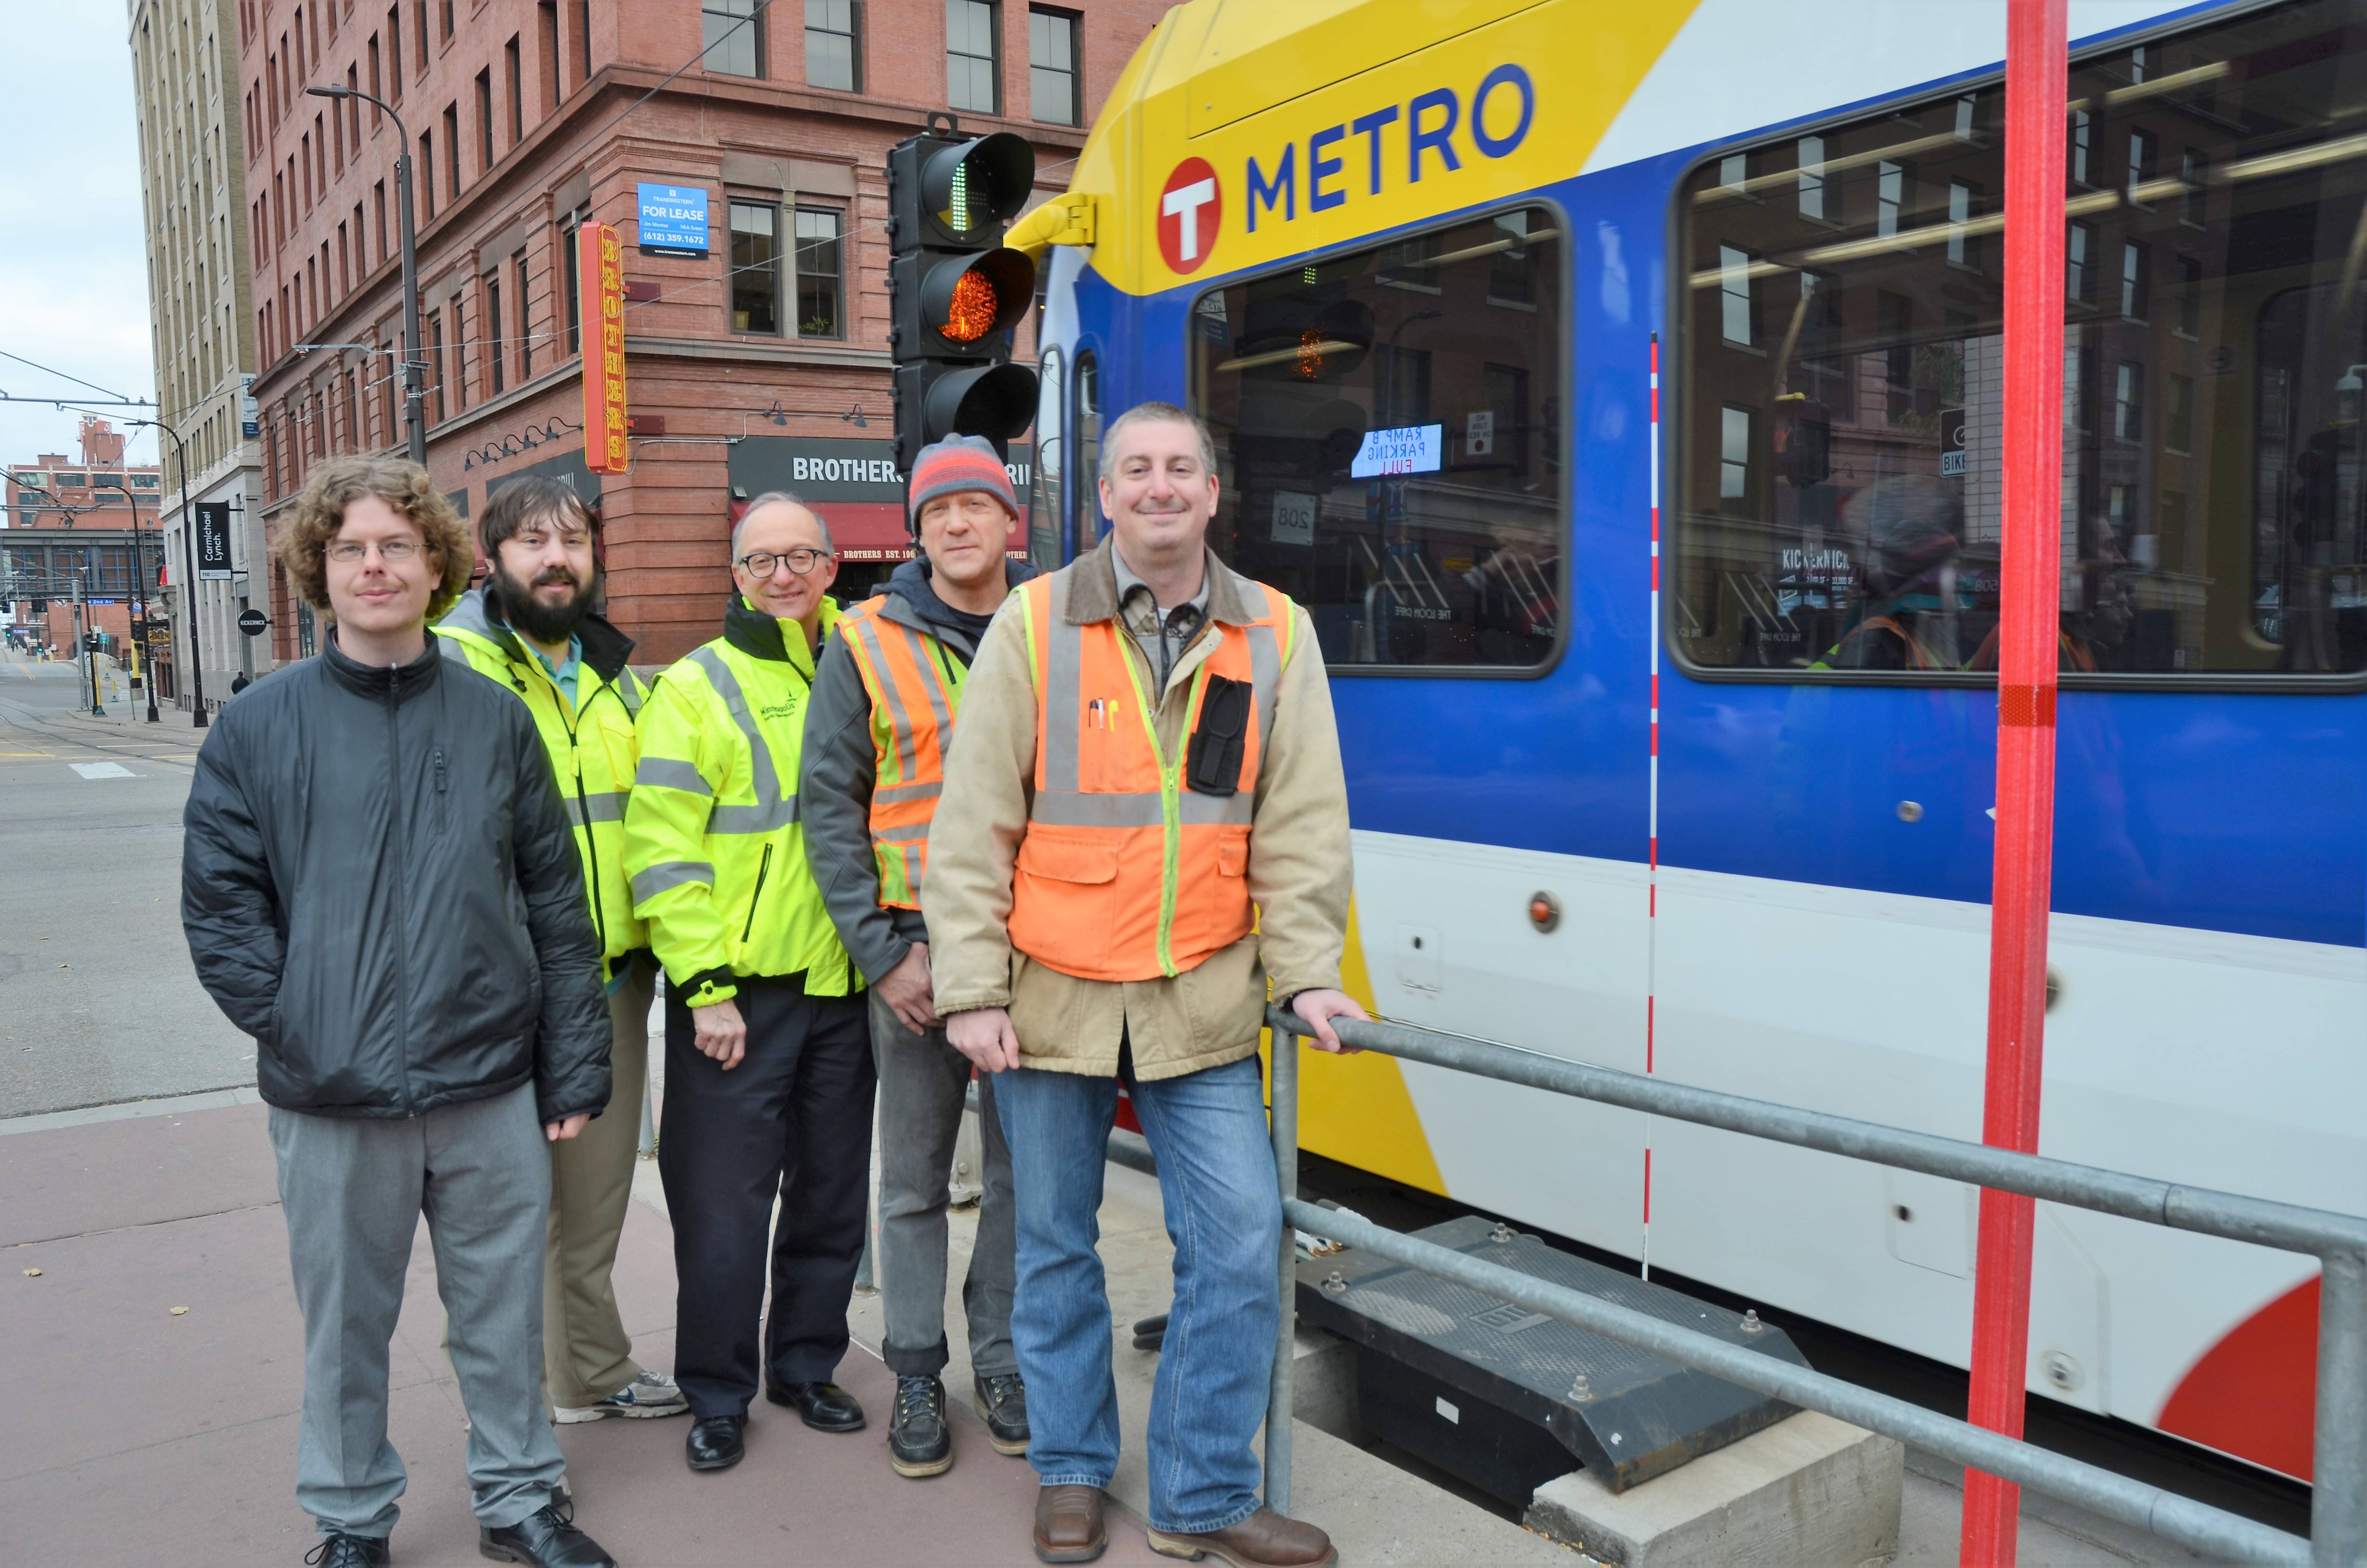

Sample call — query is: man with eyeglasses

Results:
[182,456,618,1567]
[435,477,688,1433]
[623,491,876,1475]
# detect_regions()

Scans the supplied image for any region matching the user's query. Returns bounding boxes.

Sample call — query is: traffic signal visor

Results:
[923,249,1034,347]
[923,133,1035,245]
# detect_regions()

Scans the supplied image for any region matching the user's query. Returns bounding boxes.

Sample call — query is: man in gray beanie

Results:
[800,434,1037,1478]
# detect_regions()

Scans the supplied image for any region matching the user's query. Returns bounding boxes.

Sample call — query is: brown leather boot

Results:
[1033,1484,1109,1564]
[1147,1507,1336,1568]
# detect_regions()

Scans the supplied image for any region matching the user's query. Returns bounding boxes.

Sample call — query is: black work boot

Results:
[976,1370,1030,1456]
[889,1373,952,1478]
[478,1500,615,1566]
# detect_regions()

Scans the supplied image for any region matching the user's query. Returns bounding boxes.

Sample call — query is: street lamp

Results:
[119,416,209,728]
[97,474,162,722]
[308,85,425,467]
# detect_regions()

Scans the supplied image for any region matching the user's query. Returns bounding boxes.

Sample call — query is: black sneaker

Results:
[889,1373,953,1478]
[303,1536,389,1568]
[975,1370,1029,1456]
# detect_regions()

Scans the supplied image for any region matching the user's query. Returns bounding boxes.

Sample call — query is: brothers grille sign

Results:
[580,222,628,474]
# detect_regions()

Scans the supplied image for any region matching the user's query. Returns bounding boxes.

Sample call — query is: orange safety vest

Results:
[836,596,966,911]
[1008,567,1296,982]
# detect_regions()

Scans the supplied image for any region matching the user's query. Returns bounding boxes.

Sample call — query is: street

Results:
[0,649,248,1117]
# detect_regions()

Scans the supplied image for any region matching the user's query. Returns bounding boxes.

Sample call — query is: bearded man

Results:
[436,477,688,1433]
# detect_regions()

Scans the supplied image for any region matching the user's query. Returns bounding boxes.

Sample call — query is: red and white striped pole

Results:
[1644,332,1661,1281]
[1961,1,2069,1562]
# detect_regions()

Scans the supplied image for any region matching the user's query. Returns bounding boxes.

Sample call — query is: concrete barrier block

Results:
[1524,1410,1903,1568]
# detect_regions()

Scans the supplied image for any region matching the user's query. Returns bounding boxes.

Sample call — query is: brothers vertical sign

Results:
[580,222,629,474]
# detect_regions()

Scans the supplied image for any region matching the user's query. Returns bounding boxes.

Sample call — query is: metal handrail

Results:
[1258,1006,2366,1566]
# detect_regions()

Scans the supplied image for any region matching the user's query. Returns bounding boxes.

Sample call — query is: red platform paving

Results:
[0,1101,1164,1567]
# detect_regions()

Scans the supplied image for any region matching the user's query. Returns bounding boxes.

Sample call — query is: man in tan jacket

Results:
[928,402,1364,1568]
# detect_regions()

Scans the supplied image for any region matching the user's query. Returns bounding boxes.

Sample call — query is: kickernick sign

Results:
[580,221,629,475]
[1157,157,1222,275]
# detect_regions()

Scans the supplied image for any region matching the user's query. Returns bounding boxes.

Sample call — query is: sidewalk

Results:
[0,1098,1168,1566]
[2,1086,2204,1566]
[4,1089,1570,1566]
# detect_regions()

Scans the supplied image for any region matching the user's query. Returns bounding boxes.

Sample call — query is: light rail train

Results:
[1021,0,2365,1485]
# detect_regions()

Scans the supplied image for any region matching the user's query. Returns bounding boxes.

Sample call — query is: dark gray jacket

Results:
[180,629,612,1123]
[801,557,1033,984]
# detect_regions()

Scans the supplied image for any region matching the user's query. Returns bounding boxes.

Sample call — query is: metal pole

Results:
[1266,1023,1299,1516]
[2315,1249,2367,1565]
[159,422,209,728]
[311,88,423,468]
[1963,5,2069,1560]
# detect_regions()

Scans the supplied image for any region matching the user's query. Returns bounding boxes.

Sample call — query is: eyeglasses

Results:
[737,548,832,578]
[510,527,593,552]
[325,538,422,564]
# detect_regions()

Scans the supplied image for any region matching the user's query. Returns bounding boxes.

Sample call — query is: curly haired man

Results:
[181,456,620,1568]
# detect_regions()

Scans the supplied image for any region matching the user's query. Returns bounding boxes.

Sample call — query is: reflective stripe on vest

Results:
[1008,568,1295,982]
[685,645,801,834]
[837,599,965,910]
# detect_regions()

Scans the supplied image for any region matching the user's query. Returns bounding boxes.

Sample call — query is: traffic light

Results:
[887,122,1039,475]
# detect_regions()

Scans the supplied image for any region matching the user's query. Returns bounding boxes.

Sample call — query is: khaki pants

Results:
[543,961,656,1408]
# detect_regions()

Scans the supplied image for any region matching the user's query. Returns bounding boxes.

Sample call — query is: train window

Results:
[1677,0,2367,680]
[1191,205,1564,671]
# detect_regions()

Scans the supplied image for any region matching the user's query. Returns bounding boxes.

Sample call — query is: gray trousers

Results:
[269,1083,564,1539]
[870,988,1018,1380]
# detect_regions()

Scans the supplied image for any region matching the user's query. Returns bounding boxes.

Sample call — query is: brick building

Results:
[2,420,166,671]
[239,0,1166,665]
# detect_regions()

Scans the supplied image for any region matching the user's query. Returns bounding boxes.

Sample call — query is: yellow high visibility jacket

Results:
[433,588,648,981]
[625,594,854,1005]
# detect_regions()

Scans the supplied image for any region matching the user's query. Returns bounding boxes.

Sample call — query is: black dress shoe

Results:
[303,1535,389,1567]
[765,1379,865,1432]
[685,1413,747,1471]
[478,1501,614,1567]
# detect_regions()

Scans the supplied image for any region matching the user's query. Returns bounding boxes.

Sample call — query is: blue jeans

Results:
[993,1052,1281,1535]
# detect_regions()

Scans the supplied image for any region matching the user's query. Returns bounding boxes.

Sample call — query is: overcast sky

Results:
[0,10,159,469]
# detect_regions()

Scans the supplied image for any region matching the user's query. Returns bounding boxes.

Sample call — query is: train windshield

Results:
[1190,206,1564,670]
[1678,0,2367,680]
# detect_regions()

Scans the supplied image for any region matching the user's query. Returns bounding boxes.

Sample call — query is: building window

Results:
[795,207,844,338]
[1029,7,1077,125]
[506,35,524,144]
[2112,361,2142,441]
[476,70,493,172]
[2127,128,2151,202]
[702,0,761,78]
[1946,180,1976,266]
[428,313,445,420]
[1719,406,1752,503]
[418,129,434,215]
[2120,240,2147,319]
[807,0,858,92]
[1875,160,1904,237]
[729,201,780,334]
[563,233,580,354]
[486,275,505,395]
[2071,108,2090,184]
[1718,244,1753,346]
[1190,204,1565,671]
[1796,135,1824,220]
[947,0,998,115]
[2066,220,2091,304]
[450,298,467,411]
[443,103,460,196]
[514,252,532,379]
